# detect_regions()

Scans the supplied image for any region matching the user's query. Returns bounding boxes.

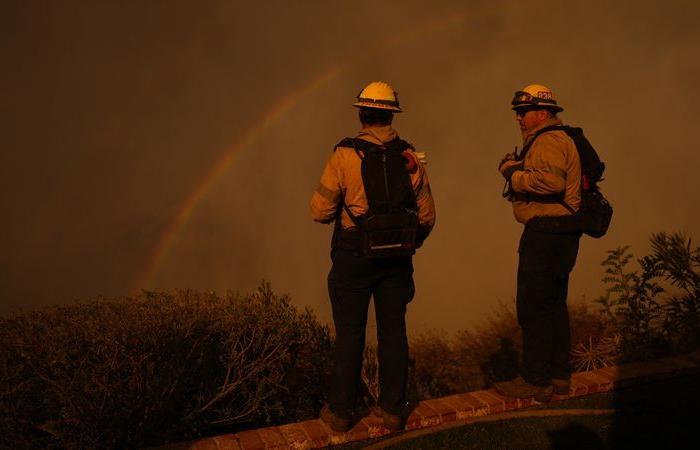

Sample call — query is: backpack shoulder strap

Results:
[352,138,384,154]
[517,125,581,213]
[331,138,369,227]
[336,137,411,153]
[384,138,413,153]
[518,125,566,161]
[335,137,369,160]
[558,126,605,186]
[335,137,355,149]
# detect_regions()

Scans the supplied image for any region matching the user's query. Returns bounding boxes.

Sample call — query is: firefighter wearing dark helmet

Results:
[311,81,435,432]
[494,84,582,402]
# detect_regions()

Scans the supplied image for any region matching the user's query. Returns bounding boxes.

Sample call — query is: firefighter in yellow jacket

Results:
[494,84,582,402]
[311,81,435,431]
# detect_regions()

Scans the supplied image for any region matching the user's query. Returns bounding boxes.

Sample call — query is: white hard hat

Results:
[511,84,563,112]
[353,81,402,112]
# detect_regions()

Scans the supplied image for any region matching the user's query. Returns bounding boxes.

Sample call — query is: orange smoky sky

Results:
[1,0,699,333]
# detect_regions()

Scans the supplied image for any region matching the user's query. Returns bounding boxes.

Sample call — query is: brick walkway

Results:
[182,351,700,449]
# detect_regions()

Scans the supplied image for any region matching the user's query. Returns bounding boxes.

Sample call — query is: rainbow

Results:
[135,10,470,290]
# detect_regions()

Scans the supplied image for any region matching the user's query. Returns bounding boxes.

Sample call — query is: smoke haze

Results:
[2,0,699,333]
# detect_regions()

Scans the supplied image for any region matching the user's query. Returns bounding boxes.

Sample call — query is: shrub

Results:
[405,298,619,399]
[651,232,700,352]
[595,245,667,361]
[454,303,520,389]
[5,231,696,448]
[0,283,331,449]
[595,232,700,361]
[409,329,480,399]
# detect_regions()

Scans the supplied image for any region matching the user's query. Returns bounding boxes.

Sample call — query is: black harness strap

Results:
[517,125,567,161]
[333,138,371,228]
[333,136,414,224]
[335,137,412,154]
[505,125,577,212]
[331,137,416,253]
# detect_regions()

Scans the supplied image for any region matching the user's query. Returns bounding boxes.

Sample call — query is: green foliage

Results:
[0,283,332,449]
[4,231,698,448]
[595,232,700,361]
[595,245,666,360]
[408,329,484,399]
[650,232,700,352]
[407,301,610,398]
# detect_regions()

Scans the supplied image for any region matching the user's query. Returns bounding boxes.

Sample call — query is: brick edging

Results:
[183,351,700,450]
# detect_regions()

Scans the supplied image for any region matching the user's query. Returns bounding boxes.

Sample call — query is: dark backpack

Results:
[333,137,419,257]
[521,125,613,238]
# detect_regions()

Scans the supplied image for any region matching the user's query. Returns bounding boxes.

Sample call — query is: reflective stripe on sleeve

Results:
[541,164,567,180]
[316,182,340,202]
[550,164,567,180]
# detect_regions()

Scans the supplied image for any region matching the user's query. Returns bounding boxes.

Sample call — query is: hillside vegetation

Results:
[1,232,698,448]
[0,284,332,448]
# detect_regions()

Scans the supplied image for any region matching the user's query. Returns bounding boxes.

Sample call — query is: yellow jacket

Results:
[510,118,582,224]
[310,125,436,235]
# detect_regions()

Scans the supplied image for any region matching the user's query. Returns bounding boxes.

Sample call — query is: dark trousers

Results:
[327,249,414,419]
[517,226,581,386]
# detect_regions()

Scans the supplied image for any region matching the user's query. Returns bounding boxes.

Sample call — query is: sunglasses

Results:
[514,107,541,117]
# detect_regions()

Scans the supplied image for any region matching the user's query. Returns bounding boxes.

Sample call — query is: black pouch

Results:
[526,189,612,238]
[508,125,613,238]
[359,211,418,258]
[578,189,613,238]
[333,137,420,258]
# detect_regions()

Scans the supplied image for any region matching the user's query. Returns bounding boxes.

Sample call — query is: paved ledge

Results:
[182,351,700,450]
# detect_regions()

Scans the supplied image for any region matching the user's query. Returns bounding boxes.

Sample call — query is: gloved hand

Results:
[499,159,524,181]
[498,152,516,170]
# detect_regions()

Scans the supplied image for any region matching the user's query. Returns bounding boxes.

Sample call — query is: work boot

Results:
[320,405,351,432]
[494,376,553,402]
[552,377,571,395]
[373,405,403,431]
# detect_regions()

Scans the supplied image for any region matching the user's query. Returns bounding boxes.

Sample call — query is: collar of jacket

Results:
[356,125,398,146]
[522,117,563,146]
